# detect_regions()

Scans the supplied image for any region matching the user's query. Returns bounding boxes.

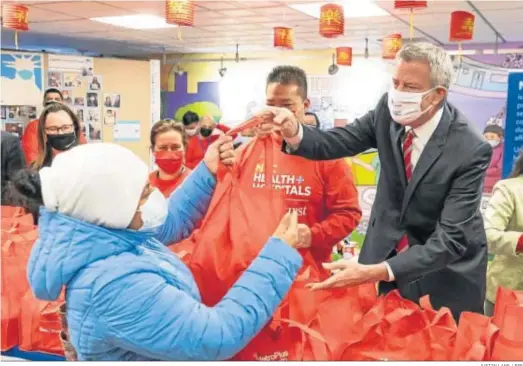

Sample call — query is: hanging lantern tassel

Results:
[409,9,414,40]
[393,1,427,41]
[177,27,182,42]
[1,4,29,50]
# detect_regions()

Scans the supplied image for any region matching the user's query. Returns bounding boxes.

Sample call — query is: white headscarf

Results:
[39,143,149,229]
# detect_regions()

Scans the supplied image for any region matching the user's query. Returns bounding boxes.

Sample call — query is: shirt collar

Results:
[409,107,444,143]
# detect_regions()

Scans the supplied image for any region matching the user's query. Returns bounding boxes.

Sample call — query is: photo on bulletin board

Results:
[88,75,102,91]
[19,105,37,119]
[86,92,99,107]
[104,108,116,126]
[47,71,62,89]
[87,108,100,124]
[4,122,24,137]
[63,72,82,88]
[62,90,73,105]
[88,121,102,142]
[73,91,85,107]
[103,93,120,108]
[5,105,37,121]
[73,107,85,123]
[1,106,6,120]
[81,121,88,140]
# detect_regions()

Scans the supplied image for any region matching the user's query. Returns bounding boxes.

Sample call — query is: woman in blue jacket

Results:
[6,137,303,361]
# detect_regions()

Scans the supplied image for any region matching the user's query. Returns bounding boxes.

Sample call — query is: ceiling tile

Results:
[105,1,165,16]
[33,1,133,18]
[196,1,239,11]
[29,19,118,33]
[27,6,79,22]
[219,9,259,17]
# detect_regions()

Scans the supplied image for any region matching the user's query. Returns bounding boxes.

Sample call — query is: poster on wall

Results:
[114,120,141,142]
[502,72,523,177]
[48,54,94,76]
[307,75,335,130]
[1,51,43,112]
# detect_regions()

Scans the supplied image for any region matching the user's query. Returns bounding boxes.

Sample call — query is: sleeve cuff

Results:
[284,123,303,149]
[517,234,523,254]
[384,261,395,282]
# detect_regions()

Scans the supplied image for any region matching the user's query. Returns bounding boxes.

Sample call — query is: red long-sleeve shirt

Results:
[243,135,362,276]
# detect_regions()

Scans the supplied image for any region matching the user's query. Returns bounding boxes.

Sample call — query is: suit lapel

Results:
[389,121,408,187]
[400,105,452,219]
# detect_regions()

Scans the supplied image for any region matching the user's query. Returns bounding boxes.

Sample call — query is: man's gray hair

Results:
[396,42,455,89]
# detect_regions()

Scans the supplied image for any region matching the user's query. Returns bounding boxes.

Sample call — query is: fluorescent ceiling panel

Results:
[90,14,177,30]
[290,1,389,19]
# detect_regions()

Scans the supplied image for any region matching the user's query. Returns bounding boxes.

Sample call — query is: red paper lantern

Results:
[382,34,403,60]
[165,0,194,27]
[394,1,427,9]
[336,47,352,66]
[319,3,344,38]
[273,27,293,50]
[1,4,29,31]
[449,11,475,41]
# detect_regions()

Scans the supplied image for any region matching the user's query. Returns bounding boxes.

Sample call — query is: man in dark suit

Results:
[1,131,26,203]
[259,43,492,320]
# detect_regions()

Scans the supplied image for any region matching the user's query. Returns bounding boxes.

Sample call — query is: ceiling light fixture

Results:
[290,0,388,19]
[90,14,177,30]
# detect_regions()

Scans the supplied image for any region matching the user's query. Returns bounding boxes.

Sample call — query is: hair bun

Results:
[12,169,43,201]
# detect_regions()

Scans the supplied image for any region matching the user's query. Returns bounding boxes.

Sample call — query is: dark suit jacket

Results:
[285,94,492,320]
[1,131,26,203]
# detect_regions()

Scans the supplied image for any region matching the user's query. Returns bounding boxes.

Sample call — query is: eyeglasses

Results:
[45,124,74,135]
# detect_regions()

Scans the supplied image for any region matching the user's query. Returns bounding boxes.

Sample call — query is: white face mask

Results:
[139,189,168,232]
[388,87,435,125]
[488,139,500,148]
[185,126,200,137]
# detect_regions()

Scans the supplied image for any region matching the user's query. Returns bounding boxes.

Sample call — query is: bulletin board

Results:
[1,50,154,164]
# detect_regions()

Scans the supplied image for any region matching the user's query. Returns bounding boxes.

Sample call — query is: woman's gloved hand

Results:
[273,210,300,248]
[203,135,235,174]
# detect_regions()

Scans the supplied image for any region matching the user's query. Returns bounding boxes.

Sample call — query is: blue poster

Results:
[0,52,43,107]
[502,72,523,178]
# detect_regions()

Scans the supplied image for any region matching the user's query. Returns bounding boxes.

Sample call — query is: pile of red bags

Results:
[170,134,523,361]
[1,206,64,356]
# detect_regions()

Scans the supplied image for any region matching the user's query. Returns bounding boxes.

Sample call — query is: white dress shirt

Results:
[287,108,445,282]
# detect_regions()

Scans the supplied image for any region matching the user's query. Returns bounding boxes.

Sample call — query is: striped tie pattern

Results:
[396,129,415,253]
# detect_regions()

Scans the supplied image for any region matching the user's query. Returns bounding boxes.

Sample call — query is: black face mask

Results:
[47,132,77,151]
[200,128,213,138]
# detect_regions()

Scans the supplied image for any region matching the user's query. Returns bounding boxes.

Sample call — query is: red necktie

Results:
[396,129,415,253]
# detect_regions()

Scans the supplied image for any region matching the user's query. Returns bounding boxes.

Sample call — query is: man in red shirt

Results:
[246,66,362,276]
[21,88,87,165]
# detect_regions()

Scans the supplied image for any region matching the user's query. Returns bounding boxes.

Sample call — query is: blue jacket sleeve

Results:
[156,162,216,245]
[92,238,303,361]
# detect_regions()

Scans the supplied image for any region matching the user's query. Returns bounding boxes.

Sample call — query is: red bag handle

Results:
[225,116,263,137]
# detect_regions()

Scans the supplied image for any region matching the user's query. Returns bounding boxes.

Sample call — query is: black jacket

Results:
[1,131,26,203]
[284,94,492,321]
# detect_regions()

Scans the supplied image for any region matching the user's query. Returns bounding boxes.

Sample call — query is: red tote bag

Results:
[19,290,65,356]
[184,135,286,306]
[1,229,37,351]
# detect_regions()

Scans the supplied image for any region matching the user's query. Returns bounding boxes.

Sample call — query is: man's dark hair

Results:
[44,88,63,102]
[266,65,308,100]
[483,124,504,138]
[182,111,200,126]
[305,112,321,129]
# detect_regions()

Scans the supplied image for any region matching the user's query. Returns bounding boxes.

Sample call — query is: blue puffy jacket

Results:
[27,163,303,361]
